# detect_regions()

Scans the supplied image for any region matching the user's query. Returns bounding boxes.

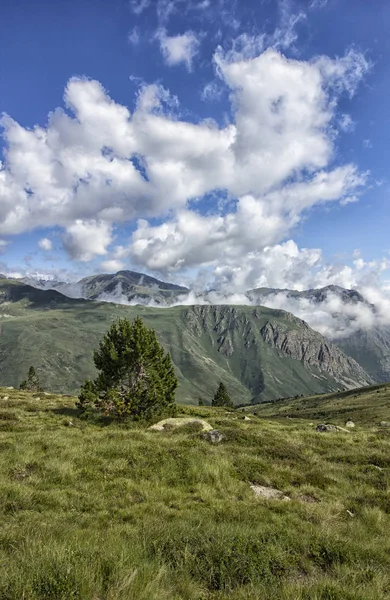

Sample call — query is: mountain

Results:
[19,270,189,304]
[248,284,390,383]
[78,270,189,303]
[247,284,371,306]
[0,279,371,403]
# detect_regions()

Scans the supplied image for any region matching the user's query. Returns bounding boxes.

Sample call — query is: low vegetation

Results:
[0,386,389,599]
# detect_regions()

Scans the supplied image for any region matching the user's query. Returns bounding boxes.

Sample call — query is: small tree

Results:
[77,317,178,420]
[212,382,234,408]
[20,366,42,392]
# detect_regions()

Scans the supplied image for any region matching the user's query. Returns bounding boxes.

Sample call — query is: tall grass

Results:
[0,389,389,599]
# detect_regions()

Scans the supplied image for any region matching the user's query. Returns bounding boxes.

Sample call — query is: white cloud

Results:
[340,195,359,206]
[0,44,370,290]
[128,27,140,45]
[339,113,355,132]
[62,220,113,261]
[100,259,125,272]
[200,81,224,102]
[156,29,200,70]
[38,238,53,251]
[130,0,150,15]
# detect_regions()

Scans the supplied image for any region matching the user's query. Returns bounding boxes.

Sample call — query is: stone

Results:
[149,417,213,432]
[316,423,338,432]
[345,420,355,428]
[200,429,224,444]
[242,416,251,421]
[380,421,390,427]
[1,396,9,401]
[250,484,290,501]
[315,423,351,433]
[6,386,13,390]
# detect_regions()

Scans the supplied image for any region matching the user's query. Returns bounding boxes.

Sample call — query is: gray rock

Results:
[149,418,213,432]
[345,420,355,428]
[250,484,290,501]
[1,396,9,401]
[242,416,251,421]
[316,423,351,433]
[380,421,390,427]
[200,429,224,443]
[316,423,338,432]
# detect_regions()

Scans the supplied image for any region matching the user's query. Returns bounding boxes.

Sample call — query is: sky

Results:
[0,0,389,294]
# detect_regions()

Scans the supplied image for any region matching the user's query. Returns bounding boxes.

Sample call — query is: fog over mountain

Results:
[17,269,390,341]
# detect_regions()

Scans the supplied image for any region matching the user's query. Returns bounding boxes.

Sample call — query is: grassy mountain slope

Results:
[0,388,389,598]
[250,382,390,425]
[0,279,371,403]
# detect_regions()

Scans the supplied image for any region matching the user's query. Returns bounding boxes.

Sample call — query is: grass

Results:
[251,382,390,425]
[0,387,389,599]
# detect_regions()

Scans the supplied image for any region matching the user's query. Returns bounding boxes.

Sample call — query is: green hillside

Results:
[0,388,389,599]
[0,280,370,404]
[250,382,390,425]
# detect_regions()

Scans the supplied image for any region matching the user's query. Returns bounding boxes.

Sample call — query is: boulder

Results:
[316,423,338,432]
[200,429,224,444]
[242,416,251,421]
[380,421,390,428]
[316,423,351,433]
[149,417,213,432]
[250,484,290,501]
[1,396,9,401]
[345,420,355,428]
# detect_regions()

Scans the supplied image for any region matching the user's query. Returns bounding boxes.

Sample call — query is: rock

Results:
[315,423,351,433]
[316,424,338,432]
[380,421,390,427]
[200,429,224,444]
[346,510,355,518]
[6,386,13,390]
[1,396,9,401]
[250,484,290,501]
[242,416,251,421]
[345,420,355,428]
[149,417,213,432]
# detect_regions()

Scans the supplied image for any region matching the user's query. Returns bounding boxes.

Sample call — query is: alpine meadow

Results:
[1,0,390,598]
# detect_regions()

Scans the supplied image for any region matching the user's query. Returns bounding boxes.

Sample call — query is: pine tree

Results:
[212,382,234,408]
[77,317,178,420]
[19,366,42,392]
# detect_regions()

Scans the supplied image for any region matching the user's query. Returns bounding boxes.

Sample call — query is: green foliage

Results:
[77,317,178,420]
[19,365,42,392]
[212,382,234,408]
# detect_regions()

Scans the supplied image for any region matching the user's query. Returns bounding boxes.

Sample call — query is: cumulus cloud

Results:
[0,43,370,290]
[156,29,200,70]
[62,220,113,261]
[38,238,53,251]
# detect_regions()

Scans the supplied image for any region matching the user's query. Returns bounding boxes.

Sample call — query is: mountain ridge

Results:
[0,278,372,403]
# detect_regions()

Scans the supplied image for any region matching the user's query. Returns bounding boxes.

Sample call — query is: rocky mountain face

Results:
[0,280,372,403]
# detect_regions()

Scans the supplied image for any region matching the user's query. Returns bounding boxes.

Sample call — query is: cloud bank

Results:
[0,39,371,295]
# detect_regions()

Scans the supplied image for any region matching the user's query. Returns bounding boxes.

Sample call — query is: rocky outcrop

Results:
[260,320,371,388]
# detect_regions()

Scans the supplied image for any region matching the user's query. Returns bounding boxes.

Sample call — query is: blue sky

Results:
[0,0,389,292]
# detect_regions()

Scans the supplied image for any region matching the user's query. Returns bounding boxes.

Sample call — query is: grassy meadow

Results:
[0,387,389,599]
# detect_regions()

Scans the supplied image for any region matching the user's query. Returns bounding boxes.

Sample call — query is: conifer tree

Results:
[77,317,178,419]
[19,366,42,392]
[212,382,234,408]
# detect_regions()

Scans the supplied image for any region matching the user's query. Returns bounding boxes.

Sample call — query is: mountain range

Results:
[14,270,390,384]
[0,276,374,403]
